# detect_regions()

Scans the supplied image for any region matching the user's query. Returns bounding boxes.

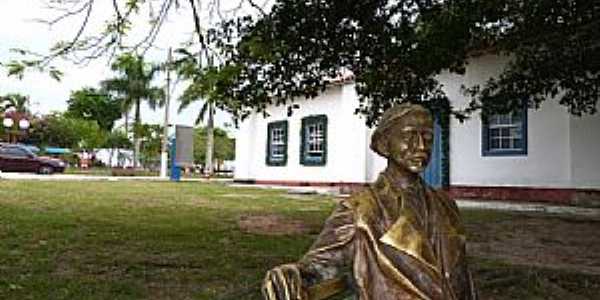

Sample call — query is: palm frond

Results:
[146,87,166,110]
[178,81,202,112]
[196,102,209,125]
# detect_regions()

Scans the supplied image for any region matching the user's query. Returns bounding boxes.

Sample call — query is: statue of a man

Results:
[263,104,477,300]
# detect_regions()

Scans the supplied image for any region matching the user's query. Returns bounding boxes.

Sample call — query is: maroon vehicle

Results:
[0,144,66,174]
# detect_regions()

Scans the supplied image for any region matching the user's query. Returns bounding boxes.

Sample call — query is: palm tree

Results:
[1,93,31,143]
[180,91,216,176]
[176,51,223,176]
[1,93,30,114]
[102,53,164,168]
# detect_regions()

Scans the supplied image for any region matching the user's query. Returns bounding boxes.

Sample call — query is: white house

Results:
[234,55,600,204]
[95,148,136,168]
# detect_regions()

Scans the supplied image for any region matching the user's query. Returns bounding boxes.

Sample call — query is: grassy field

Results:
[0,181,599,299]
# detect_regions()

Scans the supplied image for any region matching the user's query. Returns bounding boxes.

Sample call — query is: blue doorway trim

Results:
[422,118,443,188]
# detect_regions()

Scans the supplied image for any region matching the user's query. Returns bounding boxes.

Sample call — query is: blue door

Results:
[421,118,443,188]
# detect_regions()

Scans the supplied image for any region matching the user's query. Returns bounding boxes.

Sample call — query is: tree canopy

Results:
[28,113,107,149]
[221,0,599,125]
[101,53,165,129]
[1,93,31,115]
[102,53,164,167]
[66,88,122,131]
[193,126,235,164]
[3,1,598,125]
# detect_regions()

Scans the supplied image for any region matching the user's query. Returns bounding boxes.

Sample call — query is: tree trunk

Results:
[124,111,129,136]
[204,103,214,177]
[133,99,141,169]
[109,148,114,167]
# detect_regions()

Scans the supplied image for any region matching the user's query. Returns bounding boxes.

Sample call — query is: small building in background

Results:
[234,55,600,205]
[95,148,135,168]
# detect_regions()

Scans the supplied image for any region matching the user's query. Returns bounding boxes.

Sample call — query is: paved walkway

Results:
[456,199,600,218]
[0,172,230,183]
[230,183,600,217]
[229,183,340,195]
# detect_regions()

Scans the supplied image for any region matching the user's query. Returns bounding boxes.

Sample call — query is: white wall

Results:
[570,114,600,189]
[440,55,573,188]
[234,84,370,183]
[95,149,135,168]
[365,127,388,182]
[236,55,599,190]
[234,113,257,180]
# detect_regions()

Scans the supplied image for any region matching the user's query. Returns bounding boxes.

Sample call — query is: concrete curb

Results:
[0,172,232,183]
[456,199,600,218]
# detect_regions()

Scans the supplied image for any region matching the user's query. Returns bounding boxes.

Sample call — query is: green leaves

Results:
[136,123,163,165]
[464,0,600,116]
[49,68,64,82]
[174,48,242,125]
[29,113,107,150]
[0,93,31,115]
[223,0,599,123]
[104,130,132,149]
[3,59,63,82]
[66,88,122,131]
[6,61,25,80]
[193,126,235,163]
[101,53,165,128]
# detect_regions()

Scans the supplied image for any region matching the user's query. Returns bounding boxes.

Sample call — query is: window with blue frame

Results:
[266,120,288,166]
[300,115,327,166]
[482,109,528,156]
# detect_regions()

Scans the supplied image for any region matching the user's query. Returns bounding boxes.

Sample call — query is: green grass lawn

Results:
[0,181,333,300]
[0,181,599,299]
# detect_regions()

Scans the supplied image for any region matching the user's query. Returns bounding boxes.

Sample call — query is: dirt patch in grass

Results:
[466,212,600,276]
[238,214,316,236]
[221,194,261,199]
[283,194,319,201]
[464,210,600,299]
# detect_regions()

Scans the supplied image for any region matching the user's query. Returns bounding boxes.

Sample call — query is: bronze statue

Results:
[262,104,477,300]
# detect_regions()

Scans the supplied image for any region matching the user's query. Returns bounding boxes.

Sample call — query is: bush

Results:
[110,168,137,177]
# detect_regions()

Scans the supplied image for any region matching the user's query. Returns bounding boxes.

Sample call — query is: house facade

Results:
[234,55,600,204]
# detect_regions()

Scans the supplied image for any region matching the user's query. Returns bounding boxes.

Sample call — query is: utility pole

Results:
[160,48,172,179]
[203,51,214,177]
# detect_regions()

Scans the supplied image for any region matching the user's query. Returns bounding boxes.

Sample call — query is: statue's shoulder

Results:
[430,188,460,214]
[426,187,465,233]
[344,174,394,219]
[343,188,379,219]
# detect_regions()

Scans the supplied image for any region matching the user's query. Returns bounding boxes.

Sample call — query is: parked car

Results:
[0,144,66,174]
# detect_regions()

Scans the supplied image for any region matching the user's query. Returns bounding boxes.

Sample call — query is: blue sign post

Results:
[169,137,181,181]
[169,126,194,182]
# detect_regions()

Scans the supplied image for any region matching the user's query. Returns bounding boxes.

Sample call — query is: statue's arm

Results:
[262,200,355,300]
[435,190,478,300]
[298,200,355,284]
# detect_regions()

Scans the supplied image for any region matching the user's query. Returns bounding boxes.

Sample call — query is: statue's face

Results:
[386,110,434,174]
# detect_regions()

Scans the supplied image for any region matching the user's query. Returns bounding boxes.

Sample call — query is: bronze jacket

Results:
[298,172,477,300]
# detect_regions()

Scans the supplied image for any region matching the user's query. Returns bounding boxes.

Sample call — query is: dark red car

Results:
[0,144,66,174]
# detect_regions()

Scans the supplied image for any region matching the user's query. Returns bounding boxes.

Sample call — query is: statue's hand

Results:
[262,264,307,300]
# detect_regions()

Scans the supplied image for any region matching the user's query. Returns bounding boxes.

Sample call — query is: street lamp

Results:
[19,119,30,130]
[2,117,30,144]
[3,117,13,129]
[18,119,31,144]
[3,117,14,143]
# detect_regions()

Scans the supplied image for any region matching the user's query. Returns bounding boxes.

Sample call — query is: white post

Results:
[160,48,172,179]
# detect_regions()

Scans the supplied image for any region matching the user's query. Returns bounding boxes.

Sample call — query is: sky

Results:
[0,0,271,133]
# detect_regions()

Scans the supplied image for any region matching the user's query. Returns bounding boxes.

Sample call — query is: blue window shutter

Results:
[266,120,288,166]
[300,115,328,166]
[481,108,528,157]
